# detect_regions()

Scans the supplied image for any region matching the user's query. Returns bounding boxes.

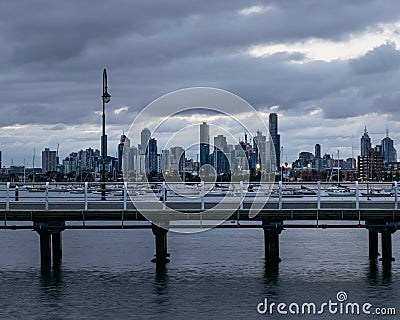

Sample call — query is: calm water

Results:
[0,225,398,319]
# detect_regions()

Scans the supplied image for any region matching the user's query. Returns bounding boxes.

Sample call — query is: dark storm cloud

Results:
[0,0,400,129]
[349,42,400,74]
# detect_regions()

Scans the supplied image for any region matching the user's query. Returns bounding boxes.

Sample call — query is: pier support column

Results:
[368,230,379,260]
[52,232,62,266]
[35,221,65,268]
[269,232,281,263]
[262,221,283,264]
[263,228,270,261]
[380,230,395,263]
[151,224,170,263]
[39,231,51,267]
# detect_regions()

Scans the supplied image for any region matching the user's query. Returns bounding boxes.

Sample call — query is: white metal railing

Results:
[0,181,399,212]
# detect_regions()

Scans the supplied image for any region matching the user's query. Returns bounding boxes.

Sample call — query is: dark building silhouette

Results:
[117,133,127,173]
[148,138,158,173]
[358,127,384,181]
[140,128,151,155]
[200,122,210,167]
[269,113,280,169]
[360,126,371,157]
[315,144,321,159]
[381,129,397,164]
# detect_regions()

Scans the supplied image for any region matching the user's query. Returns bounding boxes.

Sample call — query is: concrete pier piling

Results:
[368,229,379,260]
[35,221,65,267]
[380,230,395,263]
[52,232,62,266]
[262,221,283,264]
[151,224,170,263]
[269,232,281,263]
[39,231,52,267]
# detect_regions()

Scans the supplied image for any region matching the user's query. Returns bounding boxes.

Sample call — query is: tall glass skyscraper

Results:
[315,144,321,159]
[381,129,397,163]
[269,113,280,168]
[117,133,128,173]
[360,126,371,157]
[200,122,210,167]
[148,138,158,173]
[140,128,151,155]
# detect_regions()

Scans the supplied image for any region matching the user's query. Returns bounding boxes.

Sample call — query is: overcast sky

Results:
[1,0,400,166]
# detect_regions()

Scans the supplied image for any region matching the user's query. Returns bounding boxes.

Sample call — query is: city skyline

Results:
[2,1,400,167]
[0,120,398,169]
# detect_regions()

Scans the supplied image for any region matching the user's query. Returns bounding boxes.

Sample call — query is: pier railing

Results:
[0,181,399,212]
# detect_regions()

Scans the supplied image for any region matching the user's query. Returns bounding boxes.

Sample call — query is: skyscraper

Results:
[200,122,210,167]
[213,134,229,173]
[360,126,371,157]
[253,131,267,170]
[117,133,129,173]
[315,144,321,159]
[42,148,57,173]
[170,146,185,174]
[381,129,397,164]
[140,128,151,155]
[269,113,280,168]
[147,138,158,173]
[161,149,171,173]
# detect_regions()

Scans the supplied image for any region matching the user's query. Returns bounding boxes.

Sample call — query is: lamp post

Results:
[101,69,111,200]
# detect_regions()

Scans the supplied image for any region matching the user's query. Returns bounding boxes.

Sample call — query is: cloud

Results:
[1,0,400,165]
[239,5,271,16]
[113,106,129,115]
[349,42,400,74]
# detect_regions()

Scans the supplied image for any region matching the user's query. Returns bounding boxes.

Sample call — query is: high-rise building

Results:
[42,148,57,173]
[292,152,314,168]
[360,126,371,157]
[315,144,321,159]
[381,129,397,164]
[140,128,151,155]
[253,131,267,170]
[170,146,185,174]
[358,149,384,181]
[147,138,158,173]
[200,122,210,167]
[161,149,171,173]
[344,158,357,170]
[269,113,280,168]
[63,152,78,174]
[117,133,130,173]
[122,145,137,175]
[213,134,229,173]
[0,150,2,169]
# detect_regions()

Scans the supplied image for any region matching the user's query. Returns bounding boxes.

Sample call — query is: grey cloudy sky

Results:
[1,0,400,166]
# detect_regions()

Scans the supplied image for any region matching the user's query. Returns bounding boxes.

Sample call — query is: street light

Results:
[101,68,111,200]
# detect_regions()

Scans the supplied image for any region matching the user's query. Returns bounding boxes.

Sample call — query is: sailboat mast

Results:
[337,149,340,183]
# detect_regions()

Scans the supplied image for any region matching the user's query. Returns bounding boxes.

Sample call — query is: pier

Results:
[0,181,399,267]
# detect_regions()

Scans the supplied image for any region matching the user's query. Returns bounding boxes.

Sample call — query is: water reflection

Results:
[40,265,64,299]
[382,262,392,284]
[154,263,169,295]
[367,260,379,285]
[367,260,392,286]
[263,262,279,284]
